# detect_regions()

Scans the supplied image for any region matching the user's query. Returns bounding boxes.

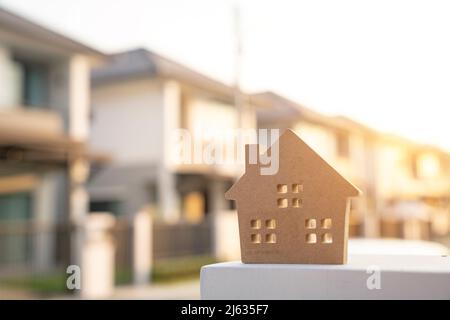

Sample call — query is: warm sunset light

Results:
[1,0,449,302]
[3,0,450,151]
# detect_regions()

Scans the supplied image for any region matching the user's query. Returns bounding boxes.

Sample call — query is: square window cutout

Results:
[250,219,261,229]
[277,184,287,193]
[321,218,332,229]
[305,219,316,229]
[306,233,317,244]
[277,198,288,208]
[322,233,333,244]
[292,198,302,208]
[265,233,276,243]
[251,234,261,244]
[265,219,276,229]
[292,184,303,193]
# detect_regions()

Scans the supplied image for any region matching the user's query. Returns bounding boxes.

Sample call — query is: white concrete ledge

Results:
[200,254,450,299]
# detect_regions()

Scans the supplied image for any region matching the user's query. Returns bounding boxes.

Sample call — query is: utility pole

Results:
[233,3,243,129]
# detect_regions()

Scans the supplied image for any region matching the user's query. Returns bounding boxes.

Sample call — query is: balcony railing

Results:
[0,107,64,145]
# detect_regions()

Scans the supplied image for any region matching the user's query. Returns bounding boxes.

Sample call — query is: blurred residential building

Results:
[89,56,450,265]
[89,48,256,260]
[372,134,450,239]
[0,8,104,274]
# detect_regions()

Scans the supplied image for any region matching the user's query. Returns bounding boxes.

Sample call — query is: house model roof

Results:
[226,129,361,201]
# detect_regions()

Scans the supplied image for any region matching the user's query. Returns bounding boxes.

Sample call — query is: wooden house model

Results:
[225,129,361,264]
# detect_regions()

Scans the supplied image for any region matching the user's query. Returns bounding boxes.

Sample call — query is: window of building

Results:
[321,218,332,229]
[277,183,303,208]
[0,192,32,221]
[251,219,261,229]
[89,200,122,216]
[251,218,277,244]
[416,153,441,179]
[305,217,333,244]
[183,191,205,224]
[12,58,50,108]
[305,233,317,244]
[336,131,350,158]
[0,192,32,265]
[410,153,419,179]
[305,218,316,229]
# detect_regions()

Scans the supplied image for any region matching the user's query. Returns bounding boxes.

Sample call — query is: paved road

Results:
[110,280,200,300]
[44,279,200,300]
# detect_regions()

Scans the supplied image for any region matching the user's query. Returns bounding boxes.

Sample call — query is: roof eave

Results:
[0,7,105,59]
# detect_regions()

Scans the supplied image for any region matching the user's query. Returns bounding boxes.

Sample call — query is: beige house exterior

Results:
[89,49,257,226]
[372,134,450,239]
[0,8,104,274]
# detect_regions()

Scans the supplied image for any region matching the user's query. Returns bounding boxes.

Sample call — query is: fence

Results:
[153,219,212,259]
[111,219,133,276]
[0,217,213,277]
[0,221,71,276]
[111,217,213,280]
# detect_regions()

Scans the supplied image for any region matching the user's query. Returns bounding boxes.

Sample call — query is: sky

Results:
[2,0,450,151]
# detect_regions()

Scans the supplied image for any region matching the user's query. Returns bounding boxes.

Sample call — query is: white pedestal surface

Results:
[200,254,450,299]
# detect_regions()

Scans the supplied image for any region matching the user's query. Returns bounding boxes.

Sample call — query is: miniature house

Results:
[225,129,361,264]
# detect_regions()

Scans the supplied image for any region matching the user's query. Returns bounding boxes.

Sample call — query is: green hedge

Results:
[0,273,69,296]
[0,255,216,296]
[152,255,216,283]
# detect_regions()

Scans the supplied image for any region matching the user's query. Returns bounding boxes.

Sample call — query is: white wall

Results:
[159,81,181,222]
[33,172,60,271]
[186,97,238,137]
[182,96,248,176]
[69,55,91,141]
[294,121,370,186]
[90,78,165,165]
[48,55,91,140]
[0,45,20,108]
[294,121,335,162]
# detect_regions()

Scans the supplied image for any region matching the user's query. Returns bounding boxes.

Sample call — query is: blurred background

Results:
[0,0,449,299]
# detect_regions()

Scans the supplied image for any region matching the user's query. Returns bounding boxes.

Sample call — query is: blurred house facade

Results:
[372,134,450,239]
[89,49,256,260]
[90,52,450,263]
[89,49,256,223]
[0,8,103,274]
